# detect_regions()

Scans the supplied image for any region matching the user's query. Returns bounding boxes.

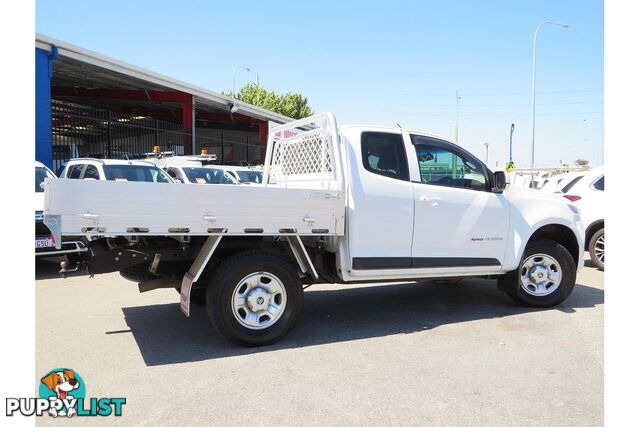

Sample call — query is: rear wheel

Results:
[206,250,303,346]
[499,239,576,307]
[588,228,605,270]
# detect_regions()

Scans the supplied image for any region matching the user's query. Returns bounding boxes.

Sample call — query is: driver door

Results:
[409,135,510,268]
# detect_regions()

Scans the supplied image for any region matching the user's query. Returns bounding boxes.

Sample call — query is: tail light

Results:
[50,233,56,245]
[563,194,581,202]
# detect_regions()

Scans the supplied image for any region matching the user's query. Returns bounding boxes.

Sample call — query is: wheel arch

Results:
[527,224,580,268]
[585,220,604,246]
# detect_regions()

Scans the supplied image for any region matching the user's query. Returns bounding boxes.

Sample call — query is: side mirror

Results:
[494,171,508,191]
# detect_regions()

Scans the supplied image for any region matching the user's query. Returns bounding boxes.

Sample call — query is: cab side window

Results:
[67,164,83,179]
[83,165,100,180]
[411,137,487,191]
[361,132,409,181]
[167,168,183,182]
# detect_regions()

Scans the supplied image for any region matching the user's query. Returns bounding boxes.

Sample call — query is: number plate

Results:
[35,237,54,248]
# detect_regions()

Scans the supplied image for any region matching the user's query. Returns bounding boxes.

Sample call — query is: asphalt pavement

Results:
[35,256,603,426]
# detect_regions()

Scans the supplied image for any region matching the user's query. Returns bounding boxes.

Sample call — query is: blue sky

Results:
[36,0,603,167]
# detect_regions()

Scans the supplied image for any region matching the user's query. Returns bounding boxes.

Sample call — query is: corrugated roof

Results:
[36,34,295,124]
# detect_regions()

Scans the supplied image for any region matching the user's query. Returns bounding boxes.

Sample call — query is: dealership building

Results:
[36,34,294,171]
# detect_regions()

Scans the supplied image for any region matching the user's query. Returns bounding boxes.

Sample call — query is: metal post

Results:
[106,110,112,158]
[232,66,251,96]
[455,88,461,144]
[484,142,490,164]
[530,21,571,167]
[221,131,224,165]
[509,123,515,163]
[192,97,196,155]
[154,119,159,148]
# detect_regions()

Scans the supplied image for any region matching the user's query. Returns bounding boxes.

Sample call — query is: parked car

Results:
[166,165,241,185]
[213,165,264,185]
[145,154,241,185]
[560,167,604,269]
[59,158,174,183]
[35,161,87,259]
[44,113,584,346]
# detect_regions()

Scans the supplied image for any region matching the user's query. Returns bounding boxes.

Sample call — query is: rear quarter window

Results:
[560,176,583,193]
[592,176,604,191]
[361,132,409,181]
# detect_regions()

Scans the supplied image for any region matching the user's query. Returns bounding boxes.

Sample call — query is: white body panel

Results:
[44,179,344,237]
[411,183,510,260]
[341,127,415,260]
[567,167,604,233]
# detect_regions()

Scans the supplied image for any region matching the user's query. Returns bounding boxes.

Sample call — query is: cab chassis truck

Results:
[44,113,584,346]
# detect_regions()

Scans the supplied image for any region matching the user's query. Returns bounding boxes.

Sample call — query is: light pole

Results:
[530,21,571,167]
[454,88,462,144]
[232,66,259,96]
[509,123,515,163]
[484,142,490,164]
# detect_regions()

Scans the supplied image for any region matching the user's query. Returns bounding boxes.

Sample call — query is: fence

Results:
[51,100,265,172]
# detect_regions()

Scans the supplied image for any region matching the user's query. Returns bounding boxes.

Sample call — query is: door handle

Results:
[419,196,441,206]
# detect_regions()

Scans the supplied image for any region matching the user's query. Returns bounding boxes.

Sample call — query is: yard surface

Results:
[35,256,603,425]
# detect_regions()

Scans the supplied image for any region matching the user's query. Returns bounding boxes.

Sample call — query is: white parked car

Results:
[213,165,264,185]
[59,158,174,183]
[145,154,241,185]
[44,113,584,346]
[35,161,87,259]
[560,167,605,269]
[166,165,241,185]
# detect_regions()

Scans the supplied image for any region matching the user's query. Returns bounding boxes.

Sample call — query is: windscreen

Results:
[184,167,240,184]
[235,171,263,184]
[103,165,172,183]
[36,167,56,192]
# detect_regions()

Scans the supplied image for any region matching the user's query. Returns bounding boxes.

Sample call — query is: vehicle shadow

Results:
[120,278,604,366]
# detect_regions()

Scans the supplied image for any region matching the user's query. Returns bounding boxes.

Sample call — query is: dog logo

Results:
[39,368,85,417]
[6,368,125,417]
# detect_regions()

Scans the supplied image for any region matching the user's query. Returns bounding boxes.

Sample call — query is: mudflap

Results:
[180,272,194,317]
[88,249,150,275]
[179,235,223,318]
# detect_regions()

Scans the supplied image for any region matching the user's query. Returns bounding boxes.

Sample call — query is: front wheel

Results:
[588,228,605,270]
[499,239,576,307]
[206,251,303,346]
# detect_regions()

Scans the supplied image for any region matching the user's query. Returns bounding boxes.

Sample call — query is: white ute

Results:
[43,113,584,346]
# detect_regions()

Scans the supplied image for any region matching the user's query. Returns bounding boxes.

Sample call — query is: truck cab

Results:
[335,125,582,283]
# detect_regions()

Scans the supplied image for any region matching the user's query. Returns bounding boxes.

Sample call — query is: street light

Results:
[530,21,571,167]
[454,88,462,144]
[232,66,260,96]
[484,142,490,164]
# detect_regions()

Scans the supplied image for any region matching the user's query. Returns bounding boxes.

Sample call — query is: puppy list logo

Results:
[5,368,125,417]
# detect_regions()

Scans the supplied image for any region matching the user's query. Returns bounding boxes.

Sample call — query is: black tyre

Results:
[206,250,303,346]
[588,228,605,270]
[498,239,576,308]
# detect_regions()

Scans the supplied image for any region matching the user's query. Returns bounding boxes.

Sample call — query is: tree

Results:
[575,159,589,166]
[224,84,314,119]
